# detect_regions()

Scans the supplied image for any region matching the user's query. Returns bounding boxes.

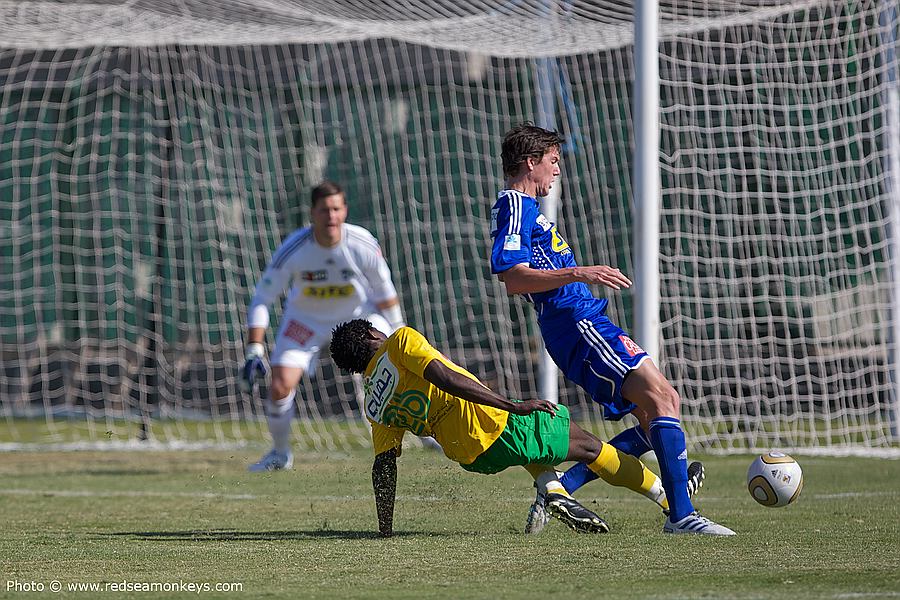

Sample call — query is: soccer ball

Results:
[747,452,803,507]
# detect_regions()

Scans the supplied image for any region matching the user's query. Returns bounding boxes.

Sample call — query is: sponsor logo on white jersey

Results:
[364,353,399,422]
[301,270,328,281]
[302,284,355,299]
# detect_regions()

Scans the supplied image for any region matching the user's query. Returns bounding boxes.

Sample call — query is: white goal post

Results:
[1,0,898,456]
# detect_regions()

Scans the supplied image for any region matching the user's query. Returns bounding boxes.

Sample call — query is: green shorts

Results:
[461,405,571,475]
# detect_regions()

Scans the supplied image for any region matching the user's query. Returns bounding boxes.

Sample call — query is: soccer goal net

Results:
[1,0,898,455]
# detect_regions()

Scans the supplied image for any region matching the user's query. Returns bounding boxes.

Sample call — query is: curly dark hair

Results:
[330,319,375,374]
[501,122,565,178]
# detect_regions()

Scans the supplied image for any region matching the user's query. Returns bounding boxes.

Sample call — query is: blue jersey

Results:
[489,190,607,341]
[489,189,645,420]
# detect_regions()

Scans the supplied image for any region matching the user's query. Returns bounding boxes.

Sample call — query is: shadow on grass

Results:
[104,529,439,541]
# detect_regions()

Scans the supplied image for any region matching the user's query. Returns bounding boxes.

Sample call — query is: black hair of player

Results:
[331,318,375,374]
[311,181,344,208]
[501,122,565,178]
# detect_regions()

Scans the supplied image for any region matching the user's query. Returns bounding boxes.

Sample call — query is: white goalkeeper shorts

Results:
[269,308,391,373]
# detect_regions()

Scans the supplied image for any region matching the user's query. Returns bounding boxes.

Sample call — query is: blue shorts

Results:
[543,313,650,420]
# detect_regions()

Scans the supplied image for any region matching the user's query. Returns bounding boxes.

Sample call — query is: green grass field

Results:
[1,448,899,599]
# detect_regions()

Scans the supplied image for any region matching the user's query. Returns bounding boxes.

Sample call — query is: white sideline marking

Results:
[3,488,896,504]
[689,491,900,501]
[834,594,900,598]
[813,491,900,499]
[0,440,251,452]
[707,447,900,459]
[1,489,259,500]
[0,489,471,502]
[0,488,538,503]
[4,440,899,458]
[705,594,900,600]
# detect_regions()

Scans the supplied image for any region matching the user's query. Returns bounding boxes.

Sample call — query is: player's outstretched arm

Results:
[499,263,632,295]
[372,447,399,537]
[422,359,556,416]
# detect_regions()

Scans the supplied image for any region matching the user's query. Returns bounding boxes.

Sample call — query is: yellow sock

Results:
[587,442,668,509]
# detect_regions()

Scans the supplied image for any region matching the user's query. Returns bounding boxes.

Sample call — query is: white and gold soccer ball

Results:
[747,452,803,507]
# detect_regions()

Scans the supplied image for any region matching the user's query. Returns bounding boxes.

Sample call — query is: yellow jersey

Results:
[363,327,509,465]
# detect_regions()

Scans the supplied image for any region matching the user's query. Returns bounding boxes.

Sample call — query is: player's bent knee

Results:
[567,425,602,463]
[649,386,680,418]
[269,379,297,404]
[566,441,597,464]
[269,371,302,403]
[269,382,292,402]
[623,364,680,417]
[633,381,680,419]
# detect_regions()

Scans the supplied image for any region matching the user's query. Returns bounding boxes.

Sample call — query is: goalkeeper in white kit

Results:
[242,181,406,471]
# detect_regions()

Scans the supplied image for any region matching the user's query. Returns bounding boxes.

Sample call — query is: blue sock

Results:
[608,424,653,457]
[649,416,693,521]
[559,462,596,494]
[560,425,654,494]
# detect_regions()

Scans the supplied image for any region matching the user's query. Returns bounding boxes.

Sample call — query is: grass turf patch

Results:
[1,450,898,599]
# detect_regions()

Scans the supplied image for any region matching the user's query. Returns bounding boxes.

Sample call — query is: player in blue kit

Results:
[490,123,735,536]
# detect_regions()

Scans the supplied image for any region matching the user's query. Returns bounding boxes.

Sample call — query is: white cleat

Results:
[524,490,551,534]
[248,449,294,472]
[663,511,736,536]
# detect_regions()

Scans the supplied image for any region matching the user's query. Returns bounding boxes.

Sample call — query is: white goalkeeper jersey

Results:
[247,223,398,328]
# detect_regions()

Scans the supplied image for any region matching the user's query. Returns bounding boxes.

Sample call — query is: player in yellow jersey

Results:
[330,319,685,537]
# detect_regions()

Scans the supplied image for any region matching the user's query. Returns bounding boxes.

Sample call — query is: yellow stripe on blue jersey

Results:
[364,327,508,465]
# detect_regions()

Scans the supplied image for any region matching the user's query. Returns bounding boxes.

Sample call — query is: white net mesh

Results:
[0,1,831,54]
[1,0,898,454]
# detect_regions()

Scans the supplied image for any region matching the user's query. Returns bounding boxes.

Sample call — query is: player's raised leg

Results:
[565,423,670,509]
[559,424,652,492]
[559,454,706,508]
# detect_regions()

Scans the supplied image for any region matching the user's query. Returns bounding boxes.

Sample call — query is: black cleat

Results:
[545,493,610,533]
[687,461,705,497]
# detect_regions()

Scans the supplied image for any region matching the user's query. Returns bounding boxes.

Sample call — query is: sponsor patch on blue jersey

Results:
[503,234,521,251]
[536,214,552,231]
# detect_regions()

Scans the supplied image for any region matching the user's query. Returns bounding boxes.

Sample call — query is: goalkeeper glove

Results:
[241,342,268,392]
